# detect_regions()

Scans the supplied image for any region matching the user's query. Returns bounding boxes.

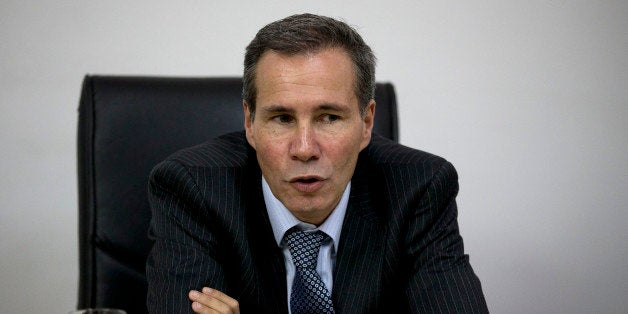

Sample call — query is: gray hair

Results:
[243,13,376,119]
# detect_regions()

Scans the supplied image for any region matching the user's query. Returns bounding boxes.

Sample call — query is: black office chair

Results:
[76,75,398,313]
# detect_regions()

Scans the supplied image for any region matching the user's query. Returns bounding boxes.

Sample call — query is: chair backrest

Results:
[76,75,398,313]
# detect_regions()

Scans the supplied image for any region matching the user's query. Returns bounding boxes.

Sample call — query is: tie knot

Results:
[284,228,328,269]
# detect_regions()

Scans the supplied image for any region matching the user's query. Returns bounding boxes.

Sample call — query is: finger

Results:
[190,290,225,313]
[189,289,237,314]
[202,287,240,310]
[190,299,212,314]
[189,290,211,314]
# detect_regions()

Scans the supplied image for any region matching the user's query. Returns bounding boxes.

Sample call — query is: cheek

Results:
[328,139,361,170]
[256,141,286,170]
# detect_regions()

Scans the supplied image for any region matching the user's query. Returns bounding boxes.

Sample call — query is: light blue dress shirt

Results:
[262,177,349,311]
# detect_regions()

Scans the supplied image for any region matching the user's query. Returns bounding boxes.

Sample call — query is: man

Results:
[146,13,488,313]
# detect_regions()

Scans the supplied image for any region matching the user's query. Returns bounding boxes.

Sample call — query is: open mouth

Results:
[295,177,320,184]
[290,176,325,193]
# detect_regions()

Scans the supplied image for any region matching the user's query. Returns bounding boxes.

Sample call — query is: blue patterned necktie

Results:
[285,228,335,314]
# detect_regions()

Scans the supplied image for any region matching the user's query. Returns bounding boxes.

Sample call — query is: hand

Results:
[189,287,240,314]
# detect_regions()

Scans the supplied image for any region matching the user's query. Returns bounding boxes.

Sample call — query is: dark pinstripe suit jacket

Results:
[146,131,488,313]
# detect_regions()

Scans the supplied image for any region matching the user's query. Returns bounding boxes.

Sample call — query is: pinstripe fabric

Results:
[146,131,488,313]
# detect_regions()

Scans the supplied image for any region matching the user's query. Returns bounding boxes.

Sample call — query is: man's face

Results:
[244,48,375,225]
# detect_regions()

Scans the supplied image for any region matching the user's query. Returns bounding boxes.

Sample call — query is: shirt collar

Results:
[262,176,349,251]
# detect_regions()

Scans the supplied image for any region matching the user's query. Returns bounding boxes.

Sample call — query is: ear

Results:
[360,99,376,150]
[243,101,256,149]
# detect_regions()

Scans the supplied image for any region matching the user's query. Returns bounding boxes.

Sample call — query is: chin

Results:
[286,199,325,214]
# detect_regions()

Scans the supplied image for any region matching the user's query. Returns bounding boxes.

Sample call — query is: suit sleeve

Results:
[405,161,489,313]
[145,160,227,314]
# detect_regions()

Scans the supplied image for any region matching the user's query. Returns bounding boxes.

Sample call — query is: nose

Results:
[290,124,320,162]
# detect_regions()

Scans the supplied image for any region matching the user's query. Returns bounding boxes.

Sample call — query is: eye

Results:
[320,114,340,124]
[273,114,294,124]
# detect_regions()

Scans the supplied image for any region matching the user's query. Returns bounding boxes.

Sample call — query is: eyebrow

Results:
[262,105,293,114]
[317,103,346,112]
[262,103,347,114]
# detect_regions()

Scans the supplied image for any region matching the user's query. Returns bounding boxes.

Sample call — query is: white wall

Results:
[1,1,626,313]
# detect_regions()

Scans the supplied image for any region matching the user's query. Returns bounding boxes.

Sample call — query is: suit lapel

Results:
[332,162,386,313]
[243,155,289,313]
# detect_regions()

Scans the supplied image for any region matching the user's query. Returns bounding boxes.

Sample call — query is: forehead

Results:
[254,48,357,106]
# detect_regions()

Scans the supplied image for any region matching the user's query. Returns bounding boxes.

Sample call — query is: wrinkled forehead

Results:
[255,48,358,99]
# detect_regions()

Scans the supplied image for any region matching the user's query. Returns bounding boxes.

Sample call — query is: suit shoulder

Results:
[353,135,459,223]
[161,131,252,168]
[364,134,449,169]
